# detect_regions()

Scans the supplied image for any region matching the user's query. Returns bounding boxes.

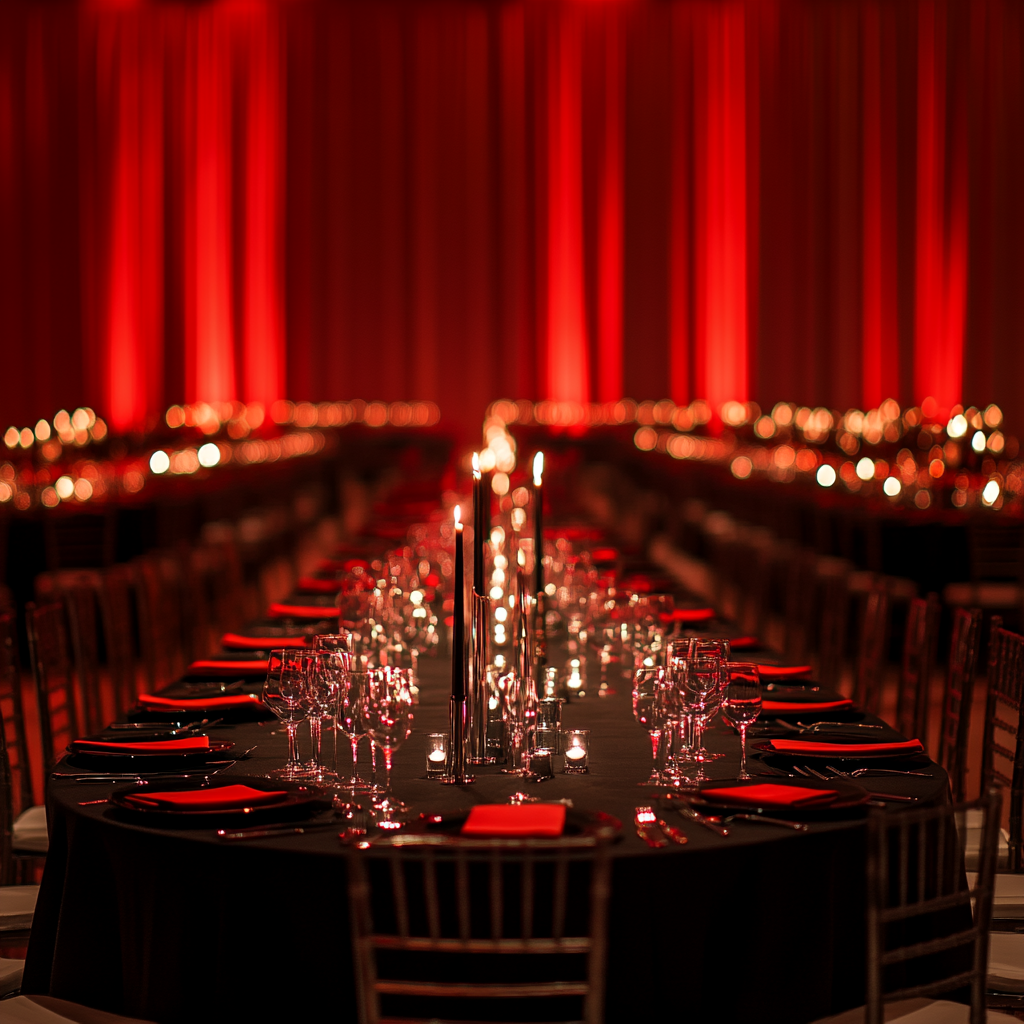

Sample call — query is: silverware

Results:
[848,767,934,778]
[864,791,918,803]
[718,813,809,832]
[217,821,335,840]
[668,798,730,837]
[789,764,812,777]
[765,682,820,692]
[655,817,688,844]
[794,721,884,732]
[68,761,236,783]
[634,807,668,847]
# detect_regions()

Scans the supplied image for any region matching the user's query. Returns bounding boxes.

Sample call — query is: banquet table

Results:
[22,638,954,1024]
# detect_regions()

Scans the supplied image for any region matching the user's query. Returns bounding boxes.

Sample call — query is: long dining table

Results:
[22,618,953,1024]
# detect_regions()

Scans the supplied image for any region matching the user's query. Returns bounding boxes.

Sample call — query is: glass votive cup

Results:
[425,733,448,778]
[535,697,564,752]
[562,729,589,774]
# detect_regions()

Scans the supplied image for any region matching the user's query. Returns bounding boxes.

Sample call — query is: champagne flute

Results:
[262,650,312,779]
[721,662,762,780]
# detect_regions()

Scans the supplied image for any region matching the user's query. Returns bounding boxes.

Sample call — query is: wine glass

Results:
[337,669,372,792]
[262,650,312,779]
[361,667,414,824]
[680,655,724,781]
[721,662,762,780]
[499,670,536,775]
[314,633,353,783]
[632,667,668,785]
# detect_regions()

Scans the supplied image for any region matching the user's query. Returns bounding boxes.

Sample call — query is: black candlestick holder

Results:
[440,694,475,785]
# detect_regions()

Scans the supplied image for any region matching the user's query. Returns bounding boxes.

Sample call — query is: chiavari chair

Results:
[25,602,81,771]
[938,608,983,802]
[35,571,105,735]
[783,547,820,666]
[97,564,141,717]
[178,545,215,665]
[133,553,186,692]
[345,833,613,1024]
[895,594,941,747]
[853,583,890,717]
[817,558,851,690]
[815,789,1015,1024]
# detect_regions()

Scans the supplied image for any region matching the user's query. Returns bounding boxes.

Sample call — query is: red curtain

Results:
[1,0,1023,438]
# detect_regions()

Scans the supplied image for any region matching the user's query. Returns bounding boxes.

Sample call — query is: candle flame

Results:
[453,504,462,527]
[533,451,544,486]
[472,451,481,479]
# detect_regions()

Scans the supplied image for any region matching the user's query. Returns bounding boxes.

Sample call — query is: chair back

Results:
[97,565,140,718]
[865,788,1002,1024]
[854,583,890,716]
[345,833,613,1024]
[0,611,33,819]
[25,601,81,768]
[938,607,982,801]
[816,559,850,690]
[133,553,186,691]
[982,620,1024,871]
[896,593,940,746]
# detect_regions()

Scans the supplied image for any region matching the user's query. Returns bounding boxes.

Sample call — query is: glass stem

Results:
[310,718,321,767]
[350,736,361,778]
[739,724,748,778]
[383,747,393,797]
[286,722,300,766]
[649,729,660,771]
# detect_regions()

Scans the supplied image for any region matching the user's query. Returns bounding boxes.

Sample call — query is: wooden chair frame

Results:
[865,788,1002,1024]
[854,583,890,717]
[25,601,81,770]
[896,593,940,746]
[938,607,983,802]
[345,834,612,1024]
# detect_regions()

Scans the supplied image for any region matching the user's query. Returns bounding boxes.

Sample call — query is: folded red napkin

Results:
[767,738,924,755]
[268,603,337,620]
[187,659,268,674]
[660,608,716,623]
[701,783,838,807]
[220,633,309,650]
[460,804,566,837]
[123,784,287,811]
[729,636,760,650]
[757,664,813,679]
[590,547,620,563]
[296,577,341,594]
[137,693,263,711]
[761,699,854,713]
[71,736,211,754]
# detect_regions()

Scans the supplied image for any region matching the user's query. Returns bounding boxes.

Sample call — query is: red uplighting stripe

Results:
[669,4,691,404]
[596,9,623,404]
[546,6,589,405]
[861,2,884,410]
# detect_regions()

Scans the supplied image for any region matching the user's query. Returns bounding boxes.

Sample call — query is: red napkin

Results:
[757,664,813,679]
[221,633,309,650]
[729,636,761,650]
[590,547,620,563]
[701,783,838,807]
[123,784,287,811]
[767,738,924,755]
[296,577,341,594]
[660,608,716,623]
[138,693,263,711]
[71,736,211,754]
[761,699,854,713]
[187,659,268,674]
[460,804,566,837]
[268,603,337,620]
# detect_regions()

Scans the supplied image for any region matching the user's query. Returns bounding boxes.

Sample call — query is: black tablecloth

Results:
[23,649,951,1023]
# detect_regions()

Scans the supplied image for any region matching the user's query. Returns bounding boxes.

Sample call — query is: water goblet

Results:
[262,650,312,779]
[721,662,762,780]
[361,667,414,824]
[302,652,340,784]
[314,633,353,780]
[681,655,724,780]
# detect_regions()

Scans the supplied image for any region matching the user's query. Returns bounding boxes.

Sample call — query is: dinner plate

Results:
[683,779,871,819]
[126,700,274,724]
[753,739,925,762]
[109,780,332,827]
[64,738,235,770]
[389,808,623,844]
[758,689,864,721]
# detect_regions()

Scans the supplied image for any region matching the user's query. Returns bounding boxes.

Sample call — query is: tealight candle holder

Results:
[425,733,448,778]
[562,729,589,774]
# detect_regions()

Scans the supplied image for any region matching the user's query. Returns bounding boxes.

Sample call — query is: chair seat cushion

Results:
[13,805,48,855]
[967,871,1024,920]
[813,997,1019,1022]
[0,957,25,998]
[960,810,1010,872]
[0,885,39,931]
[989,931,1024,994]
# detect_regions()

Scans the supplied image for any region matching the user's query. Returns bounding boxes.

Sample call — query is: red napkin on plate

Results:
[460,804,566,837]
[701,783,838,807]
[187,659,268,674]
[767,738,924,755]
[756,665,813,679]
[729,636,761,650]
[71,736,211,754]
[660,608,716,624]
[761,699,853,713]
[268,603,337,620]
[123,784,287,810]
[296,577,341,594]
[220,633,309,650]
[137,693,263,711]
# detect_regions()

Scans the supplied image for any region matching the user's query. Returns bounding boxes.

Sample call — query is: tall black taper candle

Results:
[451,505,465,701]
[472,452,485,595]
[532,452,544,596]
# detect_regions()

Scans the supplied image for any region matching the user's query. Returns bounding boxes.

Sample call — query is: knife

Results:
[670,799,730,836]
